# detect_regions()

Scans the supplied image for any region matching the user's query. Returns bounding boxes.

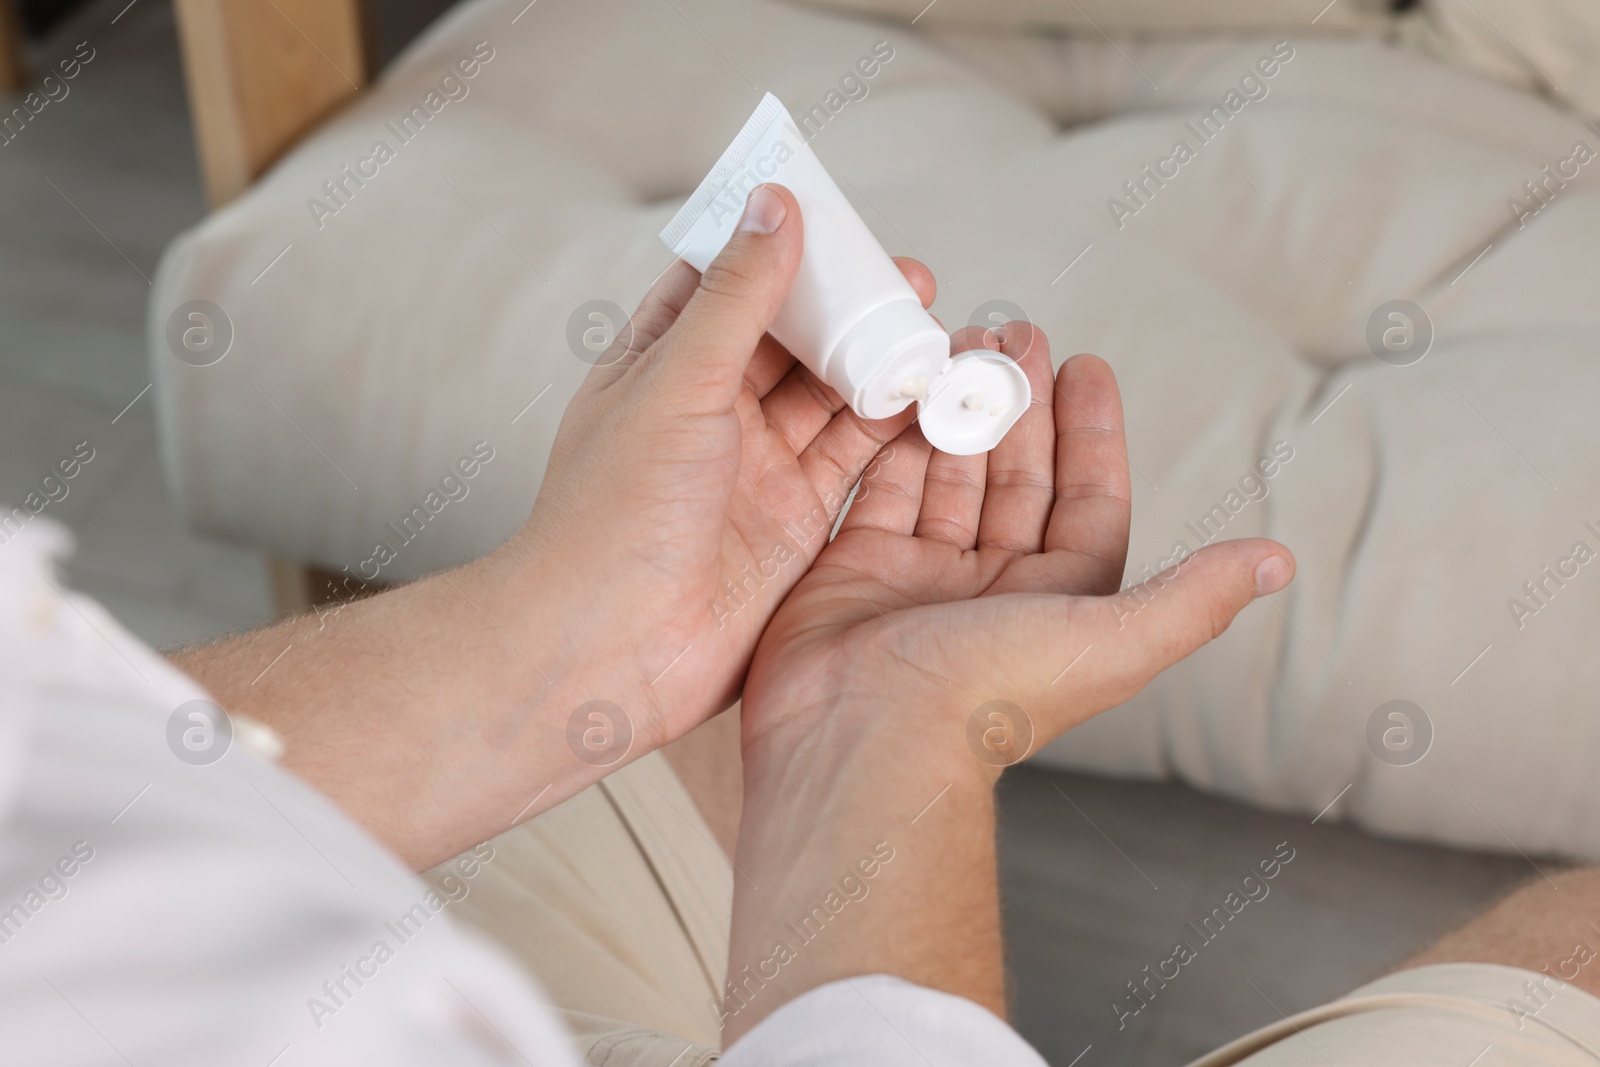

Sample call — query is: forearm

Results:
[172,544,651,870]
[724,693,1006,1042]
[1403,867,1600,997]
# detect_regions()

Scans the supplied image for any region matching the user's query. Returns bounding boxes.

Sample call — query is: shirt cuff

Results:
[718,974,1048,1066]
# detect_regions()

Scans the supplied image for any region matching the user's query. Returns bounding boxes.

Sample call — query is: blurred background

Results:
[0,0,457,645]
[5,0,1598,1062]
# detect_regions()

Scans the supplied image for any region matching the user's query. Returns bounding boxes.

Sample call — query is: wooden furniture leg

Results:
[171,0,369,207]
[0,0,26,93]
[268,558,314,615]
[269,559,390,617]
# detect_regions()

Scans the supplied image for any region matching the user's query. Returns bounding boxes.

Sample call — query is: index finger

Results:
[576,259,698,392]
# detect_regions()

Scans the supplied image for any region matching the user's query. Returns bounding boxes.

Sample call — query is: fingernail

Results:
[738,184,786,234]
[1254,556,1291,596]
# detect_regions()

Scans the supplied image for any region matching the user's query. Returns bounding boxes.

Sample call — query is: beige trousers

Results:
[434,752,1600,1066]
[435,752,730,1066]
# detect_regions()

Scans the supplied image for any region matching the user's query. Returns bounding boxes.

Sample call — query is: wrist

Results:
[741,635,1005,797]
[491,527,711,752]
[470,537,664,739]
[728,673,1006,1040]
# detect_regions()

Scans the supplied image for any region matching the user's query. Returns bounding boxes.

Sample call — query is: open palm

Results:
[743,322,1293,761]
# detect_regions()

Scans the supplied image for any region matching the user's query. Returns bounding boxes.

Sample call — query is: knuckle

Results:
[698,251,761,300]
[925,466,985,495]
[1203,584,1237,642]
[799,369,839,411]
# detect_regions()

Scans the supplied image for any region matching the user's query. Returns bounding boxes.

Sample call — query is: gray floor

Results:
[997,766,1535,1065]
[0,3,1540,1064]
[1,0,272,646]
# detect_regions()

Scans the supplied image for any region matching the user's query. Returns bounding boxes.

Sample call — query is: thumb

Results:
[647,183,802,410]
[1065,538,1295,708]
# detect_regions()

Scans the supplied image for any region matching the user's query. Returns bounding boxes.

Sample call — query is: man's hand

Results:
[174,185,934,869]
[513,183,926,750]
[722,322,1294,1039]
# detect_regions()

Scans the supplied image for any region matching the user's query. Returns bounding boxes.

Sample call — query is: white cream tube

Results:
[660,93,1029,454]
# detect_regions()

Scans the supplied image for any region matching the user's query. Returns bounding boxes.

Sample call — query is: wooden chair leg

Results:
[270,557,389,617]
[0,0,27,93]
[172,0,368,207]
[268,557,315,617]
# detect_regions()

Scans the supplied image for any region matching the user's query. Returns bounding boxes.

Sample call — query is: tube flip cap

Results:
[917,349,1031,456]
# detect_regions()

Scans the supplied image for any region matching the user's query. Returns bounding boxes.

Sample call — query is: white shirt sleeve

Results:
[0,519,582,1067]
[720,975,1049,1067]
